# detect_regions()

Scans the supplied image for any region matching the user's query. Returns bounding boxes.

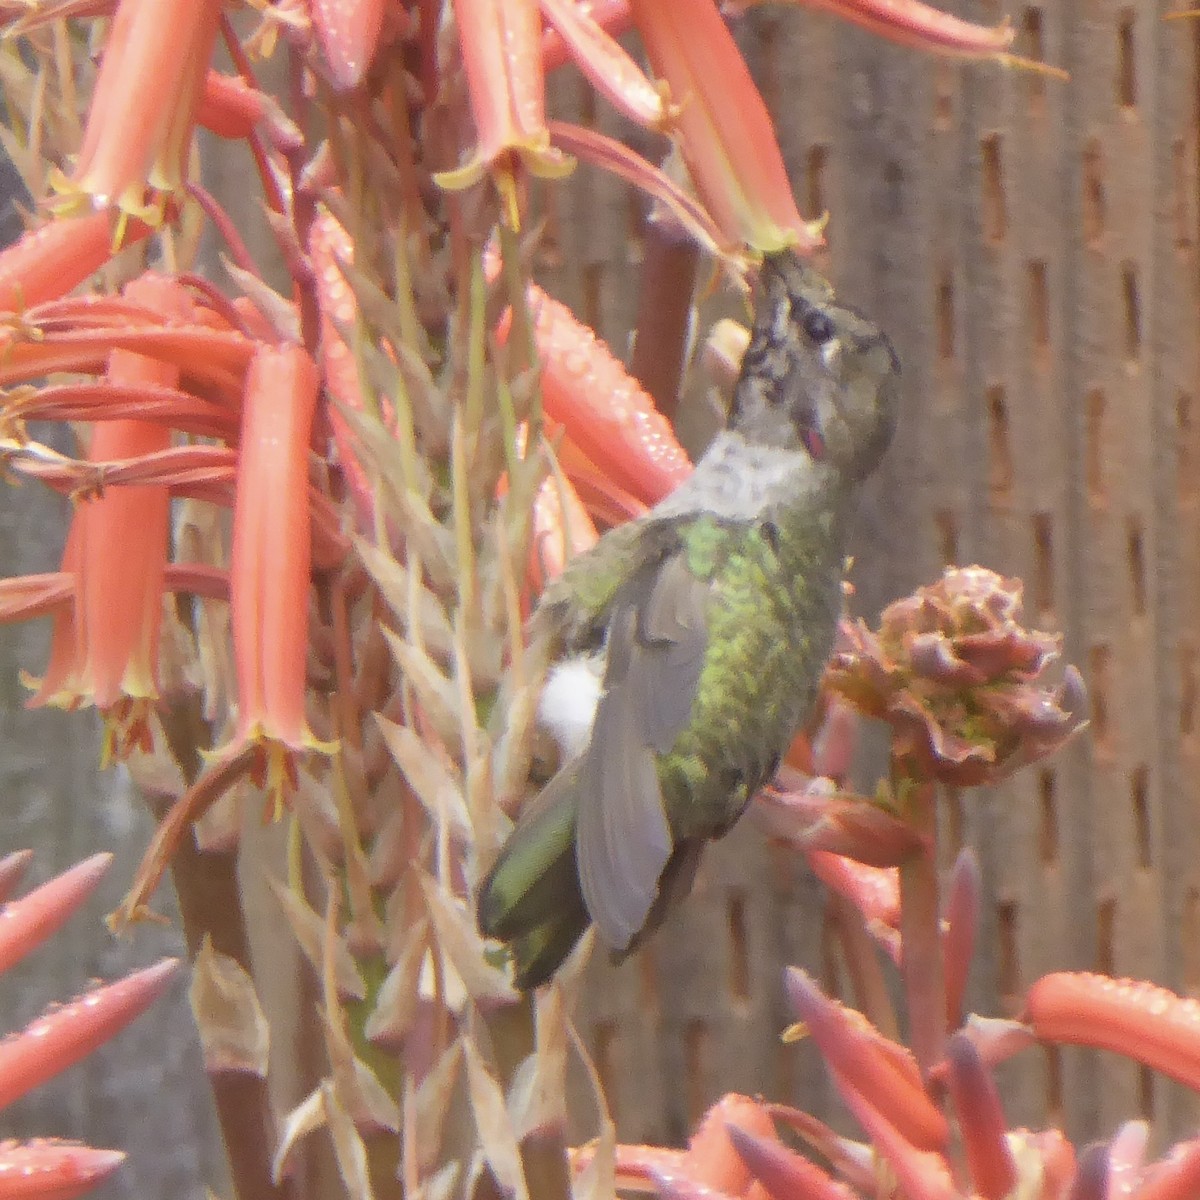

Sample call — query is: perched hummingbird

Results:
[477,250,900,989]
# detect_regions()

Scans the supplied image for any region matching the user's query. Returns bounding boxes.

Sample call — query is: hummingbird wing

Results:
[575,546,710,950]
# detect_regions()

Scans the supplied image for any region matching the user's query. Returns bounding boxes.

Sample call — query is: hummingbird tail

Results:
[476,766,589,988]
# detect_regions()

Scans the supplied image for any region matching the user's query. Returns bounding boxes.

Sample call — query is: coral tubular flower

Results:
[530,465,598,587]
[630,0,822,253]
[785,968,949,1152]
[63,0,223,224]
[735,0,1066,74]
[229,343,333,814]
[0,958,180,1112]
[0,213,149,312]
[526,285,693,504]
[24,277,191,760]
[437,0,573,225]
[541,0,631,70]
[310,0,387,89]
[1025,972,1200,1092]
[943,1034,1018,1199]
[539,0,676,129]
[0,1140,125,1200]
[0,852,111,974]
[77,414,172,710]
[724,1123,855,1200]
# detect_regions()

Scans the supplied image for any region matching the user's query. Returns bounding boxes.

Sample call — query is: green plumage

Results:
[477,252,900,989]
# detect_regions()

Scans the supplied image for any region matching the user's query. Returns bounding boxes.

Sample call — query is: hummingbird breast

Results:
[660,500,847,841]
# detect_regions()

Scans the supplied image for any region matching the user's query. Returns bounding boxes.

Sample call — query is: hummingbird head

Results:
[730,252,900,482]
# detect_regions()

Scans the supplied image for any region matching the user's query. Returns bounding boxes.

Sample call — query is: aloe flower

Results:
[0,851,179,1200]
[59,0,223,227]
[631,0,823,253]
[228,342,335,813]
[437,0,574,224]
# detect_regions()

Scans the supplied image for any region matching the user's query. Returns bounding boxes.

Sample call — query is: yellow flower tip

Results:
[100,697,156,767]
[495,165,522,230]
[997,52,1070,80]
[19,668,83,711]
[432,157,488,194]
[781,1021,810,1044]
[262,741,295,822]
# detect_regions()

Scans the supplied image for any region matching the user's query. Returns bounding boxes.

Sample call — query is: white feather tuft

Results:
[539,655,604,760]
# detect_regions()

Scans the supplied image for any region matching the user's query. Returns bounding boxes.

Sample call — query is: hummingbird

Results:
[477,250,900,989]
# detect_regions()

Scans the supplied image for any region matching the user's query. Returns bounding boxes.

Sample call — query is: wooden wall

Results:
[551,2,1200,1151]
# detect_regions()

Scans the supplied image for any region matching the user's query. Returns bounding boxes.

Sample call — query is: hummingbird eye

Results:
[797,305,835,345]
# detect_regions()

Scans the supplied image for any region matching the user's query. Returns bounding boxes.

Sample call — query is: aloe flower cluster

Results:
[0,3,1182,1200]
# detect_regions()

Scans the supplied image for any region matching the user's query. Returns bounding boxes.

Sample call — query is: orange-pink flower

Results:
[437,0,573,225]
[61,0,223,226]
[0,213,150,313]
[24,276,190,762]
[631,0,823,254]
[228,342,335,814]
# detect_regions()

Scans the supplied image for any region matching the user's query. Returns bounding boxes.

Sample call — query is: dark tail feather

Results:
[509,899,590,990]
[476,766,590,986]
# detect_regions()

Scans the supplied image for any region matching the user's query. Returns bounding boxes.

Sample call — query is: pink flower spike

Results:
[724,1123,856,1200]
[785,968,948,1151]
[942,848,980,1026]
[0,1141,125,1200]
[0,958,179,1111]
[1134,1137,1200,1200]
[630,0,822,253]
[944,1034,1017,1200]
[0,854,112,974]
[0,852,32,905]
